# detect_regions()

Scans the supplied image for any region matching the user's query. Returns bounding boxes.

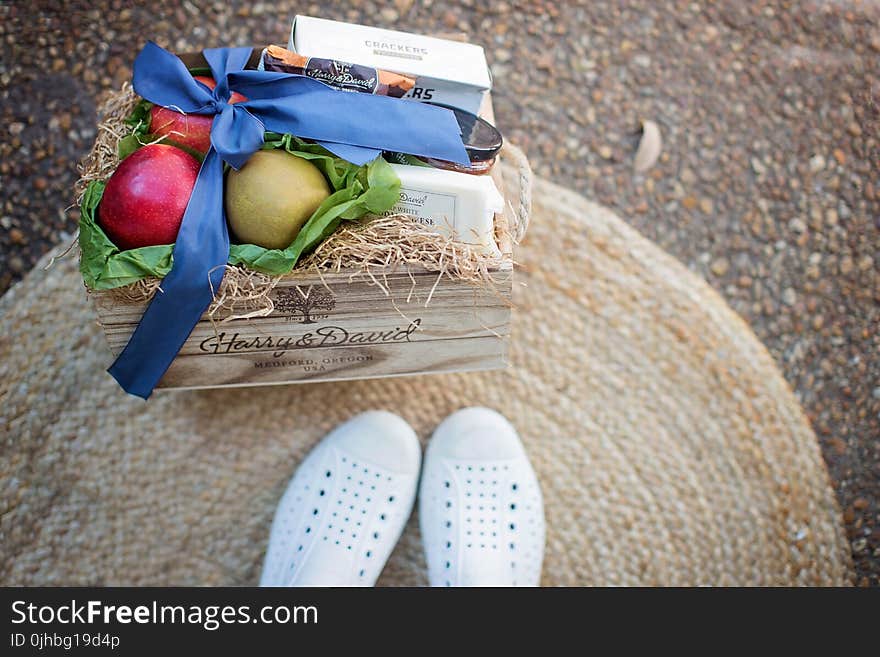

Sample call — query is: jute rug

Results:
[0,173,852,586]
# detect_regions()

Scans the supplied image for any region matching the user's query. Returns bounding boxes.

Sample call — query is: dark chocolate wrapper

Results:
[261,45,416,98]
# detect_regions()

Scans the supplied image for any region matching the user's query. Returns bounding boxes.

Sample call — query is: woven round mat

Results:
[0,175,852,586]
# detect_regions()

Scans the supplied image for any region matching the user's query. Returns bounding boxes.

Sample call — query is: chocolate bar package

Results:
[260,45,415,98]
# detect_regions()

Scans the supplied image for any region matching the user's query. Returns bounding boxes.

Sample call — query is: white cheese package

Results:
[388,164,505,257]
[288,15,492,114]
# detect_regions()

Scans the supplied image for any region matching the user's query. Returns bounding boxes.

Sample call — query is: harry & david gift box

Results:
[80,22,531,395]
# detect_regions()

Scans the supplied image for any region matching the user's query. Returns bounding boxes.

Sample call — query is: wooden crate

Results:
[88,50,531,390]
[90,146,529,391]
[91,261,513,390]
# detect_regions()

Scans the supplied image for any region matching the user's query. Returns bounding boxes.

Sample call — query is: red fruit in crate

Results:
[193,75,248,104]
[149,75,246,155]
[98,144,200,250]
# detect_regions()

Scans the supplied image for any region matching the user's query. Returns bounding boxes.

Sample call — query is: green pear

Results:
[225,150,331,249]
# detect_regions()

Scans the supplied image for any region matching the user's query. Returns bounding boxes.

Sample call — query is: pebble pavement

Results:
[1,0,877,585]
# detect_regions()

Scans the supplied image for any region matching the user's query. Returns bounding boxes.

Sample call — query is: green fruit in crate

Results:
[225,150,331,250]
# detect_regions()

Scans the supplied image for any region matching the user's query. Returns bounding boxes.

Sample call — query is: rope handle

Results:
[499,142,532,243]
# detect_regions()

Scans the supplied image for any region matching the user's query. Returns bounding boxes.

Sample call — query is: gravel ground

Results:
[1,0,878,585]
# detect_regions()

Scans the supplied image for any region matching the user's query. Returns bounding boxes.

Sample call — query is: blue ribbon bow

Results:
[107,42,469,398]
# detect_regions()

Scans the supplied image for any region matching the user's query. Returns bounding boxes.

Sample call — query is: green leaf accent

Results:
[117,99,154,160]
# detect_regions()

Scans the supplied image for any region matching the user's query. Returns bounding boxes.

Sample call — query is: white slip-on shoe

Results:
[260,411,421,587]
[419,407,545,586]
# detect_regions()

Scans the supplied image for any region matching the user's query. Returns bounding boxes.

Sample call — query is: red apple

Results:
[98,144,200,250]
[149,75,246,155]
[193,75,247,105]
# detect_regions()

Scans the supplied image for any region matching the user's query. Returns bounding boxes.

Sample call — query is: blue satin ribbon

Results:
[108,42,469,398]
